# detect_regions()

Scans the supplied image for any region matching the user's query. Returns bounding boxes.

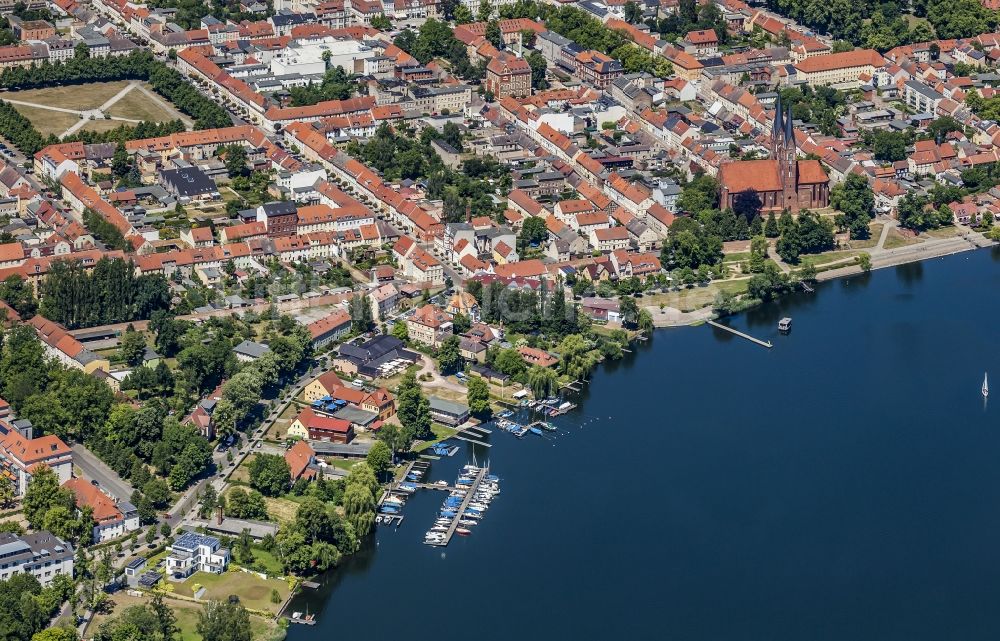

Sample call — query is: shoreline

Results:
[648,232,994,328]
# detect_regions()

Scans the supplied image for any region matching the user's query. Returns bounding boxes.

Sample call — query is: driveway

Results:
[70,443,134,502]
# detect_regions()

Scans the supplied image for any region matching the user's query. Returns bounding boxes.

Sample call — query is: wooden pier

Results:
[428,466,488,547]
[453,434,491,447]
[706,320,772,348]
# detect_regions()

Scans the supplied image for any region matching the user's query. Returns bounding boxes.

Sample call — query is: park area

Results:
[176,570,291,615]
[87,590,280,641]
[5,79,190,136]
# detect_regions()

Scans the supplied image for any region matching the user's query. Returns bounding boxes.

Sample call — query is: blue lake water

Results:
[289,248,1000,640]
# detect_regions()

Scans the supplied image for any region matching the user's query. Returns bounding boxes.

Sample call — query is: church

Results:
[718,96,829,213]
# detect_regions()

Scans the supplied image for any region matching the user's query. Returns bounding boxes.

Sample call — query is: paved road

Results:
[170,365,323,529]
[70,443,134,502]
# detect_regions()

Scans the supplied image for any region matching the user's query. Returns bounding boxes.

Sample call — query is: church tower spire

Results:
[782,104,798,210]
[771,95,783,159]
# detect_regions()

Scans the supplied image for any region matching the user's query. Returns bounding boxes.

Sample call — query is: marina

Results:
[424,465,497,547]
[286,237,1000,641]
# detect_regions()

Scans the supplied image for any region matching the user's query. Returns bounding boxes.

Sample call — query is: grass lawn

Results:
[921,225,961,239]
[643,279,748,313]
[884,227,921,249]
[230,455,256,484]
[327,458,360,473]
[413,423,460,453]
[80,119,129,134]
[106,83,185,121]
[261,495,301,525]
[247,547,284,576]
[4,80,132,110]
[11,104,80,136]
[722,251,750,263]
[90,591,275,641]
[173,602,277,641]
[797,249,859,269]
[179,570,290,614]
[847,223,882,249]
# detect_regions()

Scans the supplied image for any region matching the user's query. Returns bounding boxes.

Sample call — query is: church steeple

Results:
[772,95,783,137]
[785,104,794,144]
[771,95,783,159]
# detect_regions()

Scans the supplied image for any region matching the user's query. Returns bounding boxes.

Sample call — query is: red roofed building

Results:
[285,440,318,482]
[0,426,72,496]
[517,346,558,368]
[682,29,719,56]
[719,96,828,213]
[794,49,885,86]
[289,407,354,443]
[485,54,531,99]
[308,309,352,349]
[64,477,140,542]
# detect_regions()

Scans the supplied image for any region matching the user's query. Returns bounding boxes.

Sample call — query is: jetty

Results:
[427,466,488,547]
[707,320,772,348]
[453,426,491,447]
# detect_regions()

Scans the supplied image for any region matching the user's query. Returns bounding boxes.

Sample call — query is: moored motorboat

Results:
[455,527,472,536]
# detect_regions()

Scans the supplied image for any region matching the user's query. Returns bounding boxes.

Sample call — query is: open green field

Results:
[5,80,187,137]
[797,249,859,269]
[10,104,79,136]
[179,570,290,614]
[4,80,132,109]
[846,223,882,249]
[884,227,921,249]
[921,225,961,239]
[643,279,749,313]
[88,591,278,641]
[107,86,185,122]
[79,119,127,134]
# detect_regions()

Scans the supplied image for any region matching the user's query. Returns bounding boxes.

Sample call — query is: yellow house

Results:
[287,415,308,439]
[304,371,344,404]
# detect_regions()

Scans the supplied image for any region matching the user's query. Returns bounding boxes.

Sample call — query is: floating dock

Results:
[427,466,489,547]
[707,320,773,348]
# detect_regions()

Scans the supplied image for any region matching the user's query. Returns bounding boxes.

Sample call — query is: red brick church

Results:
[718,96,829,213]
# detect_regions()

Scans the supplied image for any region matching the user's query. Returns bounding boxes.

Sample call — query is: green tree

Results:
[24,465,74,530]
[365,440,392,477]
[624,0,643,22]
[748,235,768,273]
[118,326,147,366]
[248,454,291,497]
[776,222,802,263]
[518,215,548,251]
[221,145,249,178]
[32,629,76,641]
[197,598,252,641]
[466,376,491,418]
[526,365,556,399]
[437,335,463,375]
[763,212,779,238]
[858,252,872,272]
[396,371,432,441]
[526,50,548,89]
[391,321,409,342]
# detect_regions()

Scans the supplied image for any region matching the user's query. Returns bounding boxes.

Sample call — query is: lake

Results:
[288,248,1000,641]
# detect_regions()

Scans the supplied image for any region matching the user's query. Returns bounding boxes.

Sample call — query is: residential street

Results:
[70,443,134,503]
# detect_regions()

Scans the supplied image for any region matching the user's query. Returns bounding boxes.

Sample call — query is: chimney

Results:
[217,505,223,525]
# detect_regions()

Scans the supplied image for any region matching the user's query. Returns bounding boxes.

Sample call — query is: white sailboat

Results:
[983,372,989,398]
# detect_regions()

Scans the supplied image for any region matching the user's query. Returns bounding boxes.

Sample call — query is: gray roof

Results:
[332,405,379,426]
[233,339,270,359]
[428,397,469,417]
[0,531,73,565]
